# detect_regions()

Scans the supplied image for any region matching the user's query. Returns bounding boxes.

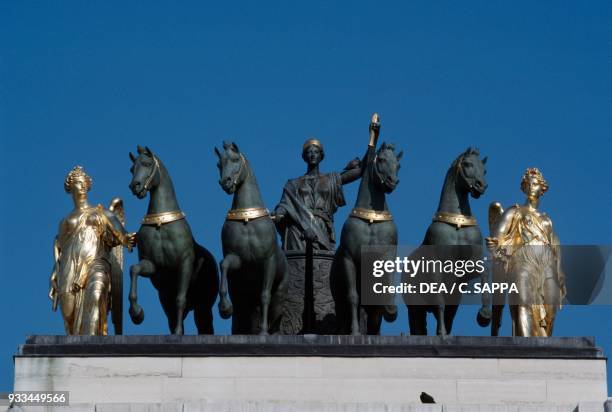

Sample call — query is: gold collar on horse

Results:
[142,210,186,227]
[350,208,393,224]
[226,207,270,222]
[432,211,477,229]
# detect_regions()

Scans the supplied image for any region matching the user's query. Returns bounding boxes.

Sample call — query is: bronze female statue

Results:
[274,138,362,251]
[273,133,363,334]
[49,166,135,335]
[485,168,565,336]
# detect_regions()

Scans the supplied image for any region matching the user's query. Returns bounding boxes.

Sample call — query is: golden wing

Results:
[108,197,125,335]
[108,198,126,271]
[488,201,504,235]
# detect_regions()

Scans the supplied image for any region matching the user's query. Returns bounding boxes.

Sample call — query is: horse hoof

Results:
[383,305,398,322]
[218,300,233,319]
[129,305,145,324]
[258,330,269,336]
[477,306,492,327]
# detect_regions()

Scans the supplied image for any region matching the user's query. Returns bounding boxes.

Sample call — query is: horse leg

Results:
[194,305,214,335]
[194,248,219,335]
[434,305,447,336]
[159,290,178,333]
[491,304,504,336]
[443,304,459,335]
[341,254,360,336]
[366,309,383,335]
[194,266,216,335]
[267,250,288,334]
[173,258,194,335]
[128,259,155,325]
[259,254,277,336]
[408,305,427,335]
[219,254,240,319]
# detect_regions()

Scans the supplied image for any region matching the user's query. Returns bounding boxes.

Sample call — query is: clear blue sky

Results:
[1,1,611,393]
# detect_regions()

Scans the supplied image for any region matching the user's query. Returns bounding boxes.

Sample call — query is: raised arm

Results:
[340,113,381,184]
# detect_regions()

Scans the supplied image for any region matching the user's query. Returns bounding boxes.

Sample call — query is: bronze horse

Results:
[406,147,487,336]
[215,142,288,335]
[128,146,219,335]
[332,117,403,335]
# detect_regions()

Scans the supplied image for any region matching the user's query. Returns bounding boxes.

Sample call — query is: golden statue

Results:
[49,166,135,335]
[486,168,565,337]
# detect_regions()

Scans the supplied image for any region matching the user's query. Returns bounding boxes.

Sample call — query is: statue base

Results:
[13,335,609,411]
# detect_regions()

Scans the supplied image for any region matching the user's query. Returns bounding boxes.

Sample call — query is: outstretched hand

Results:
[369,113,381,134]
[302,227,318,243]
[369,113,381,146]
[126,232,137,251]
[485,236,498,250]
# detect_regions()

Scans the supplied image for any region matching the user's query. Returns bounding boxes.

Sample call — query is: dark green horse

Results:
[406,147,487,336]
[333,132,403,335]
[215,142,288,335]
[128,146,219,335]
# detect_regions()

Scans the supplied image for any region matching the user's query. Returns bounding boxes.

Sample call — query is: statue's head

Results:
[373,142,403,193]
[302,138,324,167]
[521,167,548,200]
[65,165,92,203]
[454,147,488,199]
[129,145,160,199]
[215,141,247,194]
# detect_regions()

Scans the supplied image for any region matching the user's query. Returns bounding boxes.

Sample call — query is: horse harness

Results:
[142,210,186,227]
[226,207,270,223]
[431,154,479,229]
[350,207,393,224]
[231,153,251,186]
[142,154,161,192]
[372,152,387,187]
[432,211,477,229]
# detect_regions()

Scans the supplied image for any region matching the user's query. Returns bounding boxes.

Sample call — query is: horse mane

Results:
[378,142,396,153]
[223,141,241,155]
[450,147,480,170]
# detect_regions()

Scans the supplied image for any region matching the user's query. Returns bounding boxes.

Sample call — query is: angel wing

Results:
[109,197,126,271]
[108,197,125,335]
[488,201,504,235]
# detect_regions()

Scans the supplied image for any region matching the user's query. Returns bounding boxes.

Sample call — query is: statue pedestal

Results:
[13,335,608,411]
[280,250,337,334]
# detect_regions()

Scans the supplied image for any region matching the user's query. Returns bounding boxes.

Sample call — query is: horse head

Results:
[453,147,488,199]
[373,142,403,194]
[215,141,248,194]
[129,145,161,199]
